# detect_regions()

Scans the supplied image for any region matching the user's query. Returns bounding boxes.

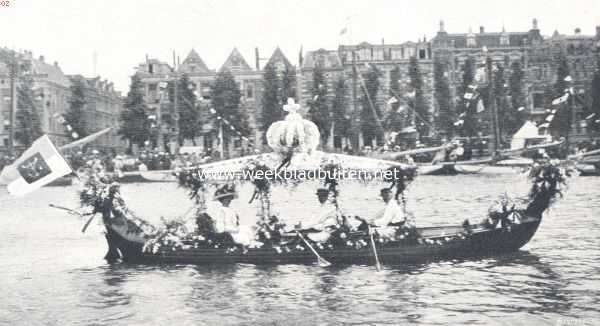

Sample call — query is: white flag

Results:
[0,135,72,196]
[552,93,569,105]
[545,114,554,122]
[387,97,398,105]
[464,92,474,100]
[453,120,464,126]
[564,75,573,82]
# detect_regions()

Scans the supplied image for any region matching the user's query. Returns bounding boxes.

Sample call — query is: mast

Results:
[351,49,359,150]
[485,53,501,154]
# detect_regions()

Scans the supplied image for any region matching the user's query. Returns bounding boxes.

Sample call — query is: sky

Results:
[1,0,599,92]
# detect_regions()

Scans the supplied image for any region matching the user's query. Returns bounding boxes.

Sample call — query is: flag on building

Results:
[0,135,72,196]
[551,93,569,105]
[340,27,348,35]
[387,96,398,105]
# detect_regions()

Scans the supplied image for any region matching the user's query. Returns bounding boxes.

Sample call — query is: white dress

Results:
[206,201,254,246]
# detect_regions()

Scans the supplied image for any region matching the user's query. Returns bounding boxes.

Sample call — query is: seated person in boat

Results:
[300,188,341,232]
[359,188,405,228]
[202,184,252,247]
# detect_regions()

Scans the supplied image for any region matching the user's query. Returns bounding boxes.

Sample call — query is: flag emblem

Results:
[0,135,72,196]
[17,153,52,184]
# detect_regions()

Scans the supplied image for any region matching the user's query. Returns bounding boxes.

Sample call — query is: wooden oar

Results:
[49,204,95,233]
[296,231,331,267]
[368,226,382,271]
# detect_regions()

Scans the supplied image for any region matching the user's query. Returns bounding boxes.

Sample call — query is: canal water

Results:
[0,172,598,325]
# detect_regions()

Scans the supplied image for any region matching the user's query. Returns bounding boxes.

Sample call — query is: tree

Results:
[210,69,250,148]
[169,74,199,145]
[260,64,282,134]
[65,79,88,140]
[457,56,477,137]
[506,60,527,135]
[433,57,453,137]
[549,53,571,137]
[119,74,151,152]
[14,79,42,147]
[281,65,297,102]
[308,65,331,145]
[493,63,510,138]
[360,64,383,145]
[588,57,600,134]
[409,56,430,138]
[384,66,404,133]
[332,77,350,143]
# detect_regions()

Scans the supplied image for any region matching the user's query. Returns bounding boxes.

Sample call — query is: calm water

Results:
[0,172,599,326]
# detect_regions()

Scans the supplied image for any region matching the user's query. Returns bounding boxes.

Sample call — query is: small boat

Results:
[103,207,547,265]
[80,100,568,266]
[570,149,600,176]
[114,171,175,183]
[45,175,73,187]
[94,153,565,266]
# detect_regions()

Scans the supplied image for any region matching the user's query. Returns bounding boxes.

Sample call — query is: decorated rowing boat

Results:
[78,99,569,267]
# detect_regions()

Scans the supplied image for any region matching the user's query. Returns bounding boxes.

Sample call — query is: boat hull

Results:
[418,164,485,175]
[105,218,541,265]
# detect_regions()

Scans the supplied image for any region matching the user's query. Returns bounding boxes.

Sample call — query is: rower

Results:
[301,188,340,232]
[370,188,406,227]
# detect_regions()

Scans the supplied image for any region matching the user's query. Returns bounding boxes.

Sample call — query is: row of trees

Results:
[119,69,251,152]
[117,52,600,152]
[304,57,430,147]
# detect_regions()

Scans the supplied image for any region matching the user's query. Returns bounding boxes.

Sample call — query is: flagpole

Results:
[485,51,500,154]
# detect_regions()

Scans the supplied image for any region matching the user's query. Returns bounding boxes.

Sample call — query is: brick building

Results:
[431,18,600,142]
[0,48,125,153]
[298,18,600,147]
[0,50,71,149]
[67,75,126,151]
[299,40,434,148]
[135,47,294,153]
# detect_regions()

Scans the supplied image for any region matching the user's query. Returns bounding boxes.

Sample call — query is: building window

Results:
[201,82,211,100]
[467,35,476,47]
[533,93,544,109]
[246,84,254,99]
[500,34,509,46]
[419,49,426,59]
[373,49,384,61]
